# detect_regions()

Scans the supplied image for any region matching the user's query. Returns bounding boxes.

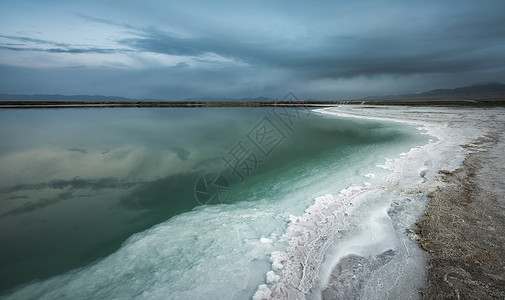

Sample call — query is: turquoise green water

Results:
[0,107,427,295]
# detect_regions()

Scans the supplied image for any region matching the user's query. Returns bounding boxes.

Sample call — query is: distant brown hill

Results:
[0,94,277,102]
[364,83,505,100]
[0,94,134,101]
[1,83,504,103]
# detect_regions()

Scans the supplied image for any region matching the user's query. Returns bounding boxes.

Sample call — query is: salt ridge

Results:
[254,106,487,299]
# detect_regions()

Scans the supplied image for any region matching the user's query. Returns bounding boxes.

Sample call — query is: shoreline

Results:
[417,131,505,299]
[3,105,504,299]
[318,105,505,299]
[0,99,505,109]
[255,107,449,299]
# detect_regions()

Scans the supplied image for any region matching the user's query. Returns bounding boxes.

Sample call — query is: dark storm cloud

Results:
[0,45,129,54]
[2,0,505,99]
[75,12,139,30]
[0,34,132,54]
[1,177,144,216]
[1,172,200,216]
[1,191,73,217]
[117,7,505,80]
[119,173,198,211]
[0,177,140,194]
[0,34,70,48]
[66,148,88,154]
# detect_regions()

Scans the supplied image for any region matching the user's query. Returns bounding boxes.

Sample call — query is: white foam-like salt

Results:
[260,237,273,244]
[253,106,493,299]
[253,285,272,300]
[3,202,286,300]
[270,251,288,271]
[265,271,280,284]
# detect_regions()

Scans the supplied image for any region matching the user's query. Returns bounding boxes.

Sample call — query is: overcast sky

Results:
[1,0,504,100]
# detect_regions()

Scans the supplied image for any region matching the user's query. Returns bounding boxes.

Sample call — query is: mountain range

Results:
[364,83,505,100]
[1,83,504,102]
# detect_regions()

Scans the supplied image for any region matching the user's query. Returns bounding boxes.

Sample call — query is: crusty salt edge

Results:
[253,186,373,299]
[254,105,489,300]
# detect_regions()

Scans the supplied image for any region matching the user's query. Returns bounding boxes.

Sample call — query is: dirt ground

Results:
[417,132,505,299]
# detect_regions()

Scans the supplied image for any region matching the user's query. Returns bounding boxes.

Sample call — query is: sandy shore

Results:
[318,105,505,299]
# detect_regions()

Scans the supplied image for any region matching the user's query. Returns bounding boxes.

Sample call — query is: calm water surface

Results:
[0,107,427,295]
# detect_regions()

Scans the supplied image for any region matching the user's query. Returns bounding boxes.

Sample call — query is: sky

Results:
[0,0,505,100]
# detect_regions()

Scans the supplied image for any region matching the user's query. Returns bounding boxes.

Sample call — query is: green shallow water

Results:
[0,107,427,294]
